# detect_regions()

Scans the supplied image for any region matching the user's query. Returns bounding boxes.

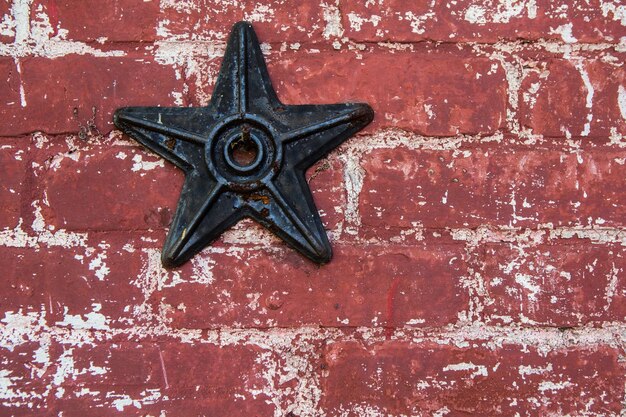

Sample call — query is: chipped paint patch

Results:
[618,84,626,120]
[443,362,488,378]
[131,153,165,172]
[0,0,125,58]
[56,304,110,331]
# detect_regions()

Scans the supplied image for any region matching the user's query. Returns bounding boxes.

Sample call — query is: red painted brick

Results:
[0,140,27,229]
[39,145,182,231]
[321,341,626,416]
[37,143,343,235]
[273,51,506,135]
[0,341,54,411]
[158,0,332,43]
[361,147,626,236]
[0,236,149,330]
[40,237,148,329]
[0,1,12,43]
[0,248,47,316]
[307,157,346,237]
[0,58,22,118]
[34,0,160,42]
[52,342,278,416]
[1,55,183,136]
[342,0,625,43]
[189,51,507,135]
[154,243,468,329]
[59,342,161,387]
[49,343,162,414]
[153,343,279,416]
[483,243,626,326]
[520,58,626,138]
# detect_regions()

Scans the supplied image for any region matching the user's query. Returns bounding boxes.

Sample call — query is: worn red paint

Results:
[44,0,59,37]
[341,0,626,44]
[322,341,625,415]
[1,0,625,415]
[384,277,401,339]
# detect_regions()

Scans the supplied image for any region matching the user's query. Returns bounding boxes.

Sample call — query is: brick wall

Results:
[1,0,625,415]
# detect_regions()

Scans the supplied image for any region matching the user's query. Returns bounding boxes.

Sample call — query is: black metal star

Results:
[114,22,373,268]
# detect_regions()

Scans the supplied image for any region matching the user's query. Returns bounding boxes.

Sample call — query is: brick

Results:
[1,55,184,136]
[0,340,54,411]
[0,236,149,330]
[51,342,278,416]
[360,147,626,236]
[158,0,332,43]
[49,342,162,414]
[57,343,161,388]
[40,237,148,329]
[306,157,346,237]
[0,140,28,229]
[519,58,626,138]
[38,143,345,237]
[0,58,22,119]
[0,248,47,316]
[0,0,12,43]
[321,341,626,416]
[33,0,160,42]
[190,51,507,135]
[483,243,626,326]
[272,51,506,135]
[38,145,183,231]
[342,0,625,43]
[153,243,468,329]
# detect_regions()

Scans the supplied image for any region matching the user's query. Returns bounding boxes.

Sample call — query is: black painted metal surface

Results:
[114,21,374,267]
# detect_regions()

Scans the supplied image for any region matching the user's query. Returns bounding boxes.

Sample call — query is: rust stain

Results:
[249,194,270,204]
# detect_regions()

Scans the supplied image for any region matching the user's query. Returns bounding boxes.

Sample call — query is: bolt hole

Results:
[229,127,259,167]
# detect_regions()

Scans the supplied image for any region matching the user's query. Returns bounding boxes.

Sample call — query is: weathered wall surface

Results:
[1,0,626,415]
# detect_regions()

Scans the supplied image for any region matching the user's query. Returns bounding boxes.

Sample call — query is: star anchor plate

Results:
[114,22,374,267]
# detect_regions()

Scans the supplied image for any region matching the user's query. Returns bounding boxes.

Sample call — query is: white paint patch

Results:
[131,154,165,172]
[88,252,110,280]
[55,304,110,331]
[0,7,16,39]
[0,1,125,58]
[464,0,536,25]
[605,263,620,311]
[346,12,381,32]
[243,4,274,23]
[1,308,46,350]
[340,152,365,232]
[618,84,626,120]
[551,23,578,43]
[189,256,216,285]
[403,10,435,35]
[538,380,574,392]
[320,1,344,39]
[600,0,626,26]
[519,363,553,379]
[443,362,488,378]
[464,5,487,24]
[13,58,26,107]
[514,273,541,301]
[574,61,594,136]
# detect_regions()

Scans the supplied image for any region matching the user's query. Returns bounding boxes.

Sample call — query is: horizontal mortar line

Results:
[4,226,626,242]
[1,129,623,150]
[0,38,621,59]
[7,323,626,347]
[7,226,626,239]
[100,38,624,49]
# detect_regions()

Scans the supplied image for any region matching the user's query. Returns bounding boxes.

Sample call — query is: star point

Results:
[114,21,373,267]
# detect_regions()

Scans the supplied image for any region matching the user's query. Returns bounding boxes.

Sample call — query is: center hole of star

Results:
[228,126,259,167]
